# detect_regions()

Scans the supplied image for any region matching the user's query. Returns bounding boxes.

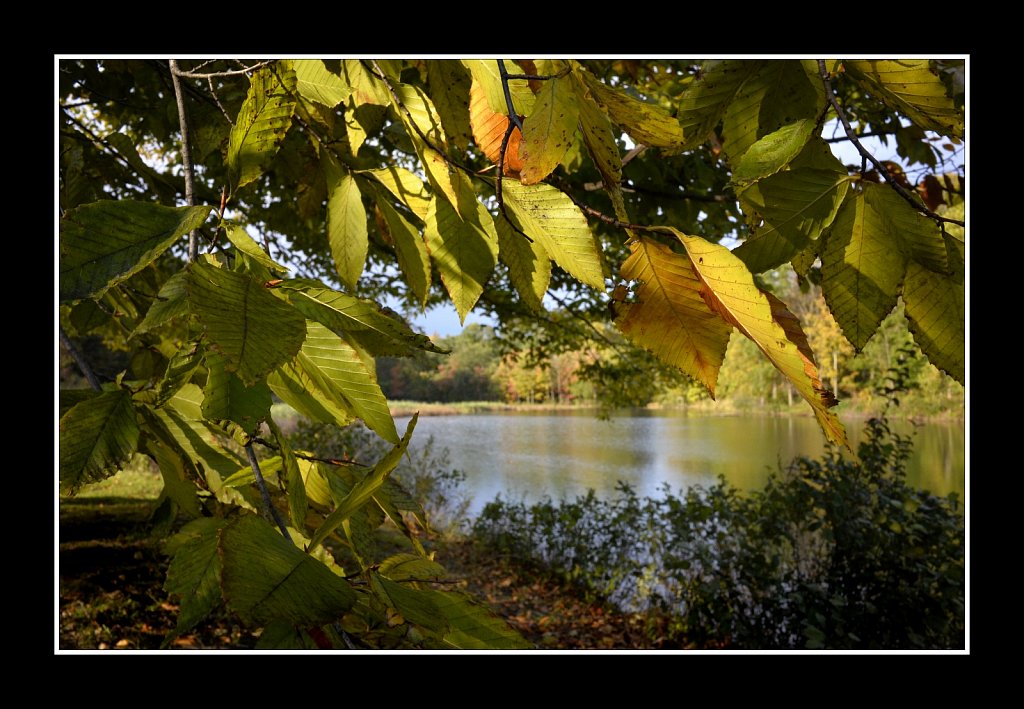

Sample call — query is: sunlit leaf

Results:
[903,262,965,384]
[323,152,368,291]
[375,195,431,307]
[461,59,535,116]
[732,118,818,185]
[294,59,350,108]
[519,75,579,184]
[866,184,947,272]
[429,590,533,649]
[268,361,355,430]
[308,415,417,551]
[278,279,443,356]
[677,60,761,150]
[424,191,498,324]
[378,553,446,582]
[578,70,684,150]
[497,214,551,312]
[135,270,190,334]
[615,236,732,396]
[220,514,355,625]
[224,224,287,271]
[360,166,432,221]
[845,59,964,138]
[146,437,202,518]
[186,262,307,386]
[341,59,390,106]
[469,80,523,177]
[391,82,447,149]
[501,181,605,290]
[821,185,908,350]
[672,229,846,447]
[267,416,307,530]
[573,78,622,187]
[60,389,140,494]
[155,340,202,407]
[226,62,297,193]
[427,61,473,151]
[60,201,211,302]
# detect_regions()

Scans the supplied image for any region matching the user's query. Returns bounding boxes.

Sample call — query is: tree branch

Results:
[59,326,102,392]
[497,60,525,134]
[245,443,294,543]
[816,60,965,229]
[170,60,274,80]
[169,60,199,262]
[251,436,366,468]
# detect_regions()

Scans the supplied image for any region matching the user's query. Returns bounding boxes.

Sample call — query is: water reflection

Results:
[397,411,966,516]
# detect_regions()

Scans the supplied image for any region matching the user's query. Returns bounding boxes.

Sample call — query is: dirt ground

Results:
[58,499,674,651]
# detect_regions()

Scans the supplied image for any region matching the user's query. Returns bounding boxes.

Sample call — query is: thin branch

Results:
[251,436,366,468]
[245,443,294,542]
[169,60,199,262]
[59,326,102,392]
[207,77,234,126]
[170,60,274,80]
[817,60,965,229]
[503,70,569,81]
[497,60,525,134]
[824,130,898,144]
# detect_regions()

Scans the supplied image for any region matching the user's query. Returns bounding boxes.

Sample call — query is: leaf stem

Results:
[169,60,199,262]
[816,60,965,229]
[59,326,102,392]
[245,443,293,543]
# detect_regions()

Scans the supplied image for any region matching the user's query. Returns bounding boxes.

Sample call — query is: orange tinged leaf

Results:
[469,80,523,177]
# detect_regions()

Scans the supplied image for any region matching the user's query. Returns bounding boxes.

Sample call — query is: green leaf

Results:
[501,181,604,290]
[821,186,908,350]
[278,280,444,356]
[60,389,99,418]
[294,59,351,108]
[360,166,432,221]
[342,59,390,106]
[673,229,847,447]
[295,321,398,443]
[722,61,821,163]
[735,169,852,273]
[866,185,948,272]
[220,515,355,625]
[615,237,733,396]
[255,621,321,650]
[226,62,297,193]
[677,60,761,150]
[135,270,190,334]
[323,153,368,291]
[845,60,964,138]
[424,192,498,324]
[375,195,431,307]
[60,201,212,302]
[308,414,417,551]
[378,553,446,582]
[164,518,230,634]
[903,262,965,384]
[497,214,551,313]
[268,416,308,530]
[146,437,202,518]
[201,352,272,435]
[155,340,202,407]
[224,224,286,271]
[187,262,307,386]
[427,61,473,151]
[268,361,355,429]
[461,59,535,116]
[578,70,683,150]
[519,75,579,184]
[392,82,447,149]
[429,590,533,649]
[732,118,818,184]
[60,389,140,494]
[370,573,448,632]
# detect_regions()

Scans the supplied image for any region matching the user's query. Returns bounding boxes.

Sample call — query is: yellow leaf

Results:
[614,237,732,396]
[670,229,847,447]
[518,76,579,184]
[845,60,963,138]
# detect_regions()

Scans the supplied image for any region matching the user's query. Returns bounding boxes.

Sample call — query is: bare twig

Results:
[817,60,965,228]
[207,77,234,126]
[170,60,274,80]
[59,326,102,392]
[245,443,294,543]
[497,60,525,134]
[169,60,199,262]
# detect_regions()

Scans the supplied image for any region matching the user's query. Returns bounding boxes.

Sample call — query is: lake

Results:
[395,411,966,516]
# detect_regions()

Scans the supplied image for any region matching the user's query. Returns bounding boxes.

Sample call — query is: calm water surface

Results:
[396,411,966,516]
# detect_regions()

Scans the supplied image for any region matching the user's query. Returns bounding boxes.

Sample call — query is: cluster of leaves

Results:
[473,414,964,649]
[58,57,964,647]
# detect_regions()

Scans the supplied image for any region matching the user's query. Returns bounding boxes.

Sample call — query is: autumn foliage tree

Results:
[58,57,965,648]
